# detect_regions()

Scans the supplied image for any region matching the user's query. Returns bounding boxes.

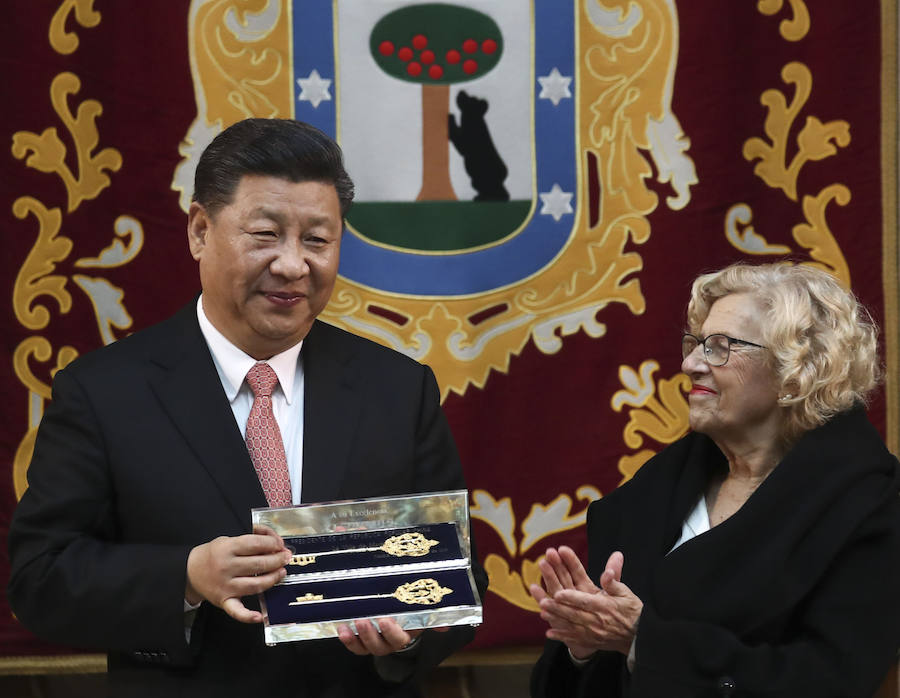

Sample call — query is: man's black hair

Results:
[193,118,354,218]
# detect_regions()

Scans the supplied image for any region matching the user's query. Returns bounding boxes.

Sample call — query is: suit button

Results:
[717,676,736,696]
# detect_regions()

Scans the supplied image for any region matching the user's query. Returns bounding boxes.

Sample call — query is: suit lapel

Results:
[300,321,362,503]
[148,303,267,531]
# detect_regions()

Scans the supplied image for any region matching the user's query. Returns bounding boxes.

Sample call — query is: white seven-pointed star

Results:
[297,69,332,108]
[539,184,574,222]
[537,67,572,106]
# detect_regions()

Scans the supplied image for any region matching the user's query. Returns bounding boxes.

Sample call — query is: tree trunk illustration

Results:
[417,84,456,201]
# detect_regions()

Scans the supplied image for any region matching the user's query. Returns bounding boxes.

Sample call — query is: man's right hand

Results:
[185,524,291,623]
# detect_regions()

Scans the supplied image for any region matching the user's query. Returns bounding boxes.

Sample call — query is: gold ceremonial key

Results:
[289,531,439,567]
[288,578,453,606]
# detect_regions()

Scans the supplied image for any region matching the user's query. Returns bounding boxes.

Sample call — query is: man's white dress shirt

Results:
[196,296,306,504]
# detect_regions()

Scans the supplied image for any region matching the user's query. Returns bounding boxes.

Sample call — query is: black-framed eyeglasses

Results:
[681,333,767,367]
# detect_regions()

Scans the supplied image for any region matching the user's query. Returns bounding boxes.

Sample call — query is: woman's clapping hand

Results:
[529,547,643,658]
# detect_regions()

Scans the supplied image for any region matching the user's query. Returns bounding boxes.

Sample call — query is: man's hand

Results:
[337,619,450,657]
[185,524,291,623]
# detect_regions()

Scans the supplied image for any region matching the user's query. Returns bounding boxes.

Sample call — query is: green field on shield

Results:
[346,200,532,252]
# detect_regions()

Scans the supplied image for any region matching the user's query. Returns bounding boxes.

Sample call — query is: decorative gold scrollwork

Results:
[12,338,78,500]
[50,0,100,55]
[757,0,810,42]
[612,361,690,483]
[12,72,122,213]
[793,185,852,287]
[12,337,78,400]
[742,62,850,201]
[12,197,73,331]
[483,554,543,612]
[611,361,691,450]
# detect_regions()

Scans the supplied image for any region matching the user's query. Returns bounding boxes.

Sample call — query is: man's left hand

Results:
[337,618,424,656]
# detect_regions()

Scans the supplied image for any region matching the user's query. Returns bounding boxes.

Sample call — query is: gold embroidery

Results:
[612,361,690,483]
[12,337,78,400]
[12,339,78,499]
[616,450,657,486]
[469,485,601,611]
[49,0,100,55]
[12,197,72,331]
[757,0,811,42]
[12,72,122,213]
[743,62,850,201]
[12,6,138,508]
[793,185,852,286]
[483,554,542,612]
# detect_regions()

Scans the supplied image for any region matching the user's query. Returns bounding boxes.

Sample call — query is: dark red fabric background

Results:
[0,1,890,660]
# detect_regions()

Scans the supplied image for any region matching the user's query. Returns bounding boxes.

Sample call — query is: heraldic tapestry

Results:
[1,0,897,669]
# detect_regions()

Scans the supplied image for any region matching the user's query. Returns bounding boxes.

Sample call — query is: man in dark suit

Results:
[8,118,486,696]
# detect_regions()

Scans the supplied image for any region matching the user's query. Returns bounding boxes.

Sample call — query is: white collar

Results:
[196,296,303,404]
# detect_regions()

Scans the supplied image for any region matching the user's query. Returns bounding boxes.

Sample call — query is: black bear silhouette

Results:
[448,90,510,201]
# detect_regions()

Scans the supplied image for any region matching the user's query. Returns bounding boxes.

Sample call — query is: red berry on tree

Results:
[428,65,443,79]
[482,39,497,54]
[463,59,478,75]
[420,50,435,64]
[379,41,394,56]
[407,61,422,77]
[398,46,413,62]
[446,49,461,64]
[463,39,477,54]
[413,34,428,50]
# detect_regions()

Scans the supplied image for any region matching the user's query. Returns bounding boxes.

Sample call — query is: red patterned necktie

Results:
[244,362,292,507]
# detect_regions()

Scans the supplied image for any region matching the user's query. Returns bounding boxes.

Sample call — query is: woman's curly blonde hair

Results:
[686,263,881,442]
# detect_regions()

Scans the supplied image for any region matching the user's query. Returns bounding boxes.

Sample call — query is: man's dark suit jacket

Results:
[8,301,486,697]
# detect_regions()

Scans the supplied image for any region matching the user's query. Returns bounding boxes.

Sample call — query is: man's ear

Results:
[187,202,211,261]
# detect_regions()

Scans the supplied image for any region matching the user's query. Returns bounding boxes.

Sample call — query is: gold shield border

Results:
[175,0,691,399]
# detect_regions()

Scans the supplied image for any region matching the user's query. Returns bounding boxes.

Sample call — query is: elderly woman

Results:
[530,263,900,697]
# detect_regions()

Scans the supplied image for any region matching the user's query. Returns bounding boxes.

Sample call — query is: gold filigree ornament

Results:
[743,62,850,202]
[792,184,851,287]
[757,0,810,42]
[288,532,439,567]
[12,72,122,213]
[176,0,696,399]
[50,0,101,55]
[12,338,79,499]
[472,486,601,613]
[611,360,690,484]
[288,578,453,606]
[12,197,73,331]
